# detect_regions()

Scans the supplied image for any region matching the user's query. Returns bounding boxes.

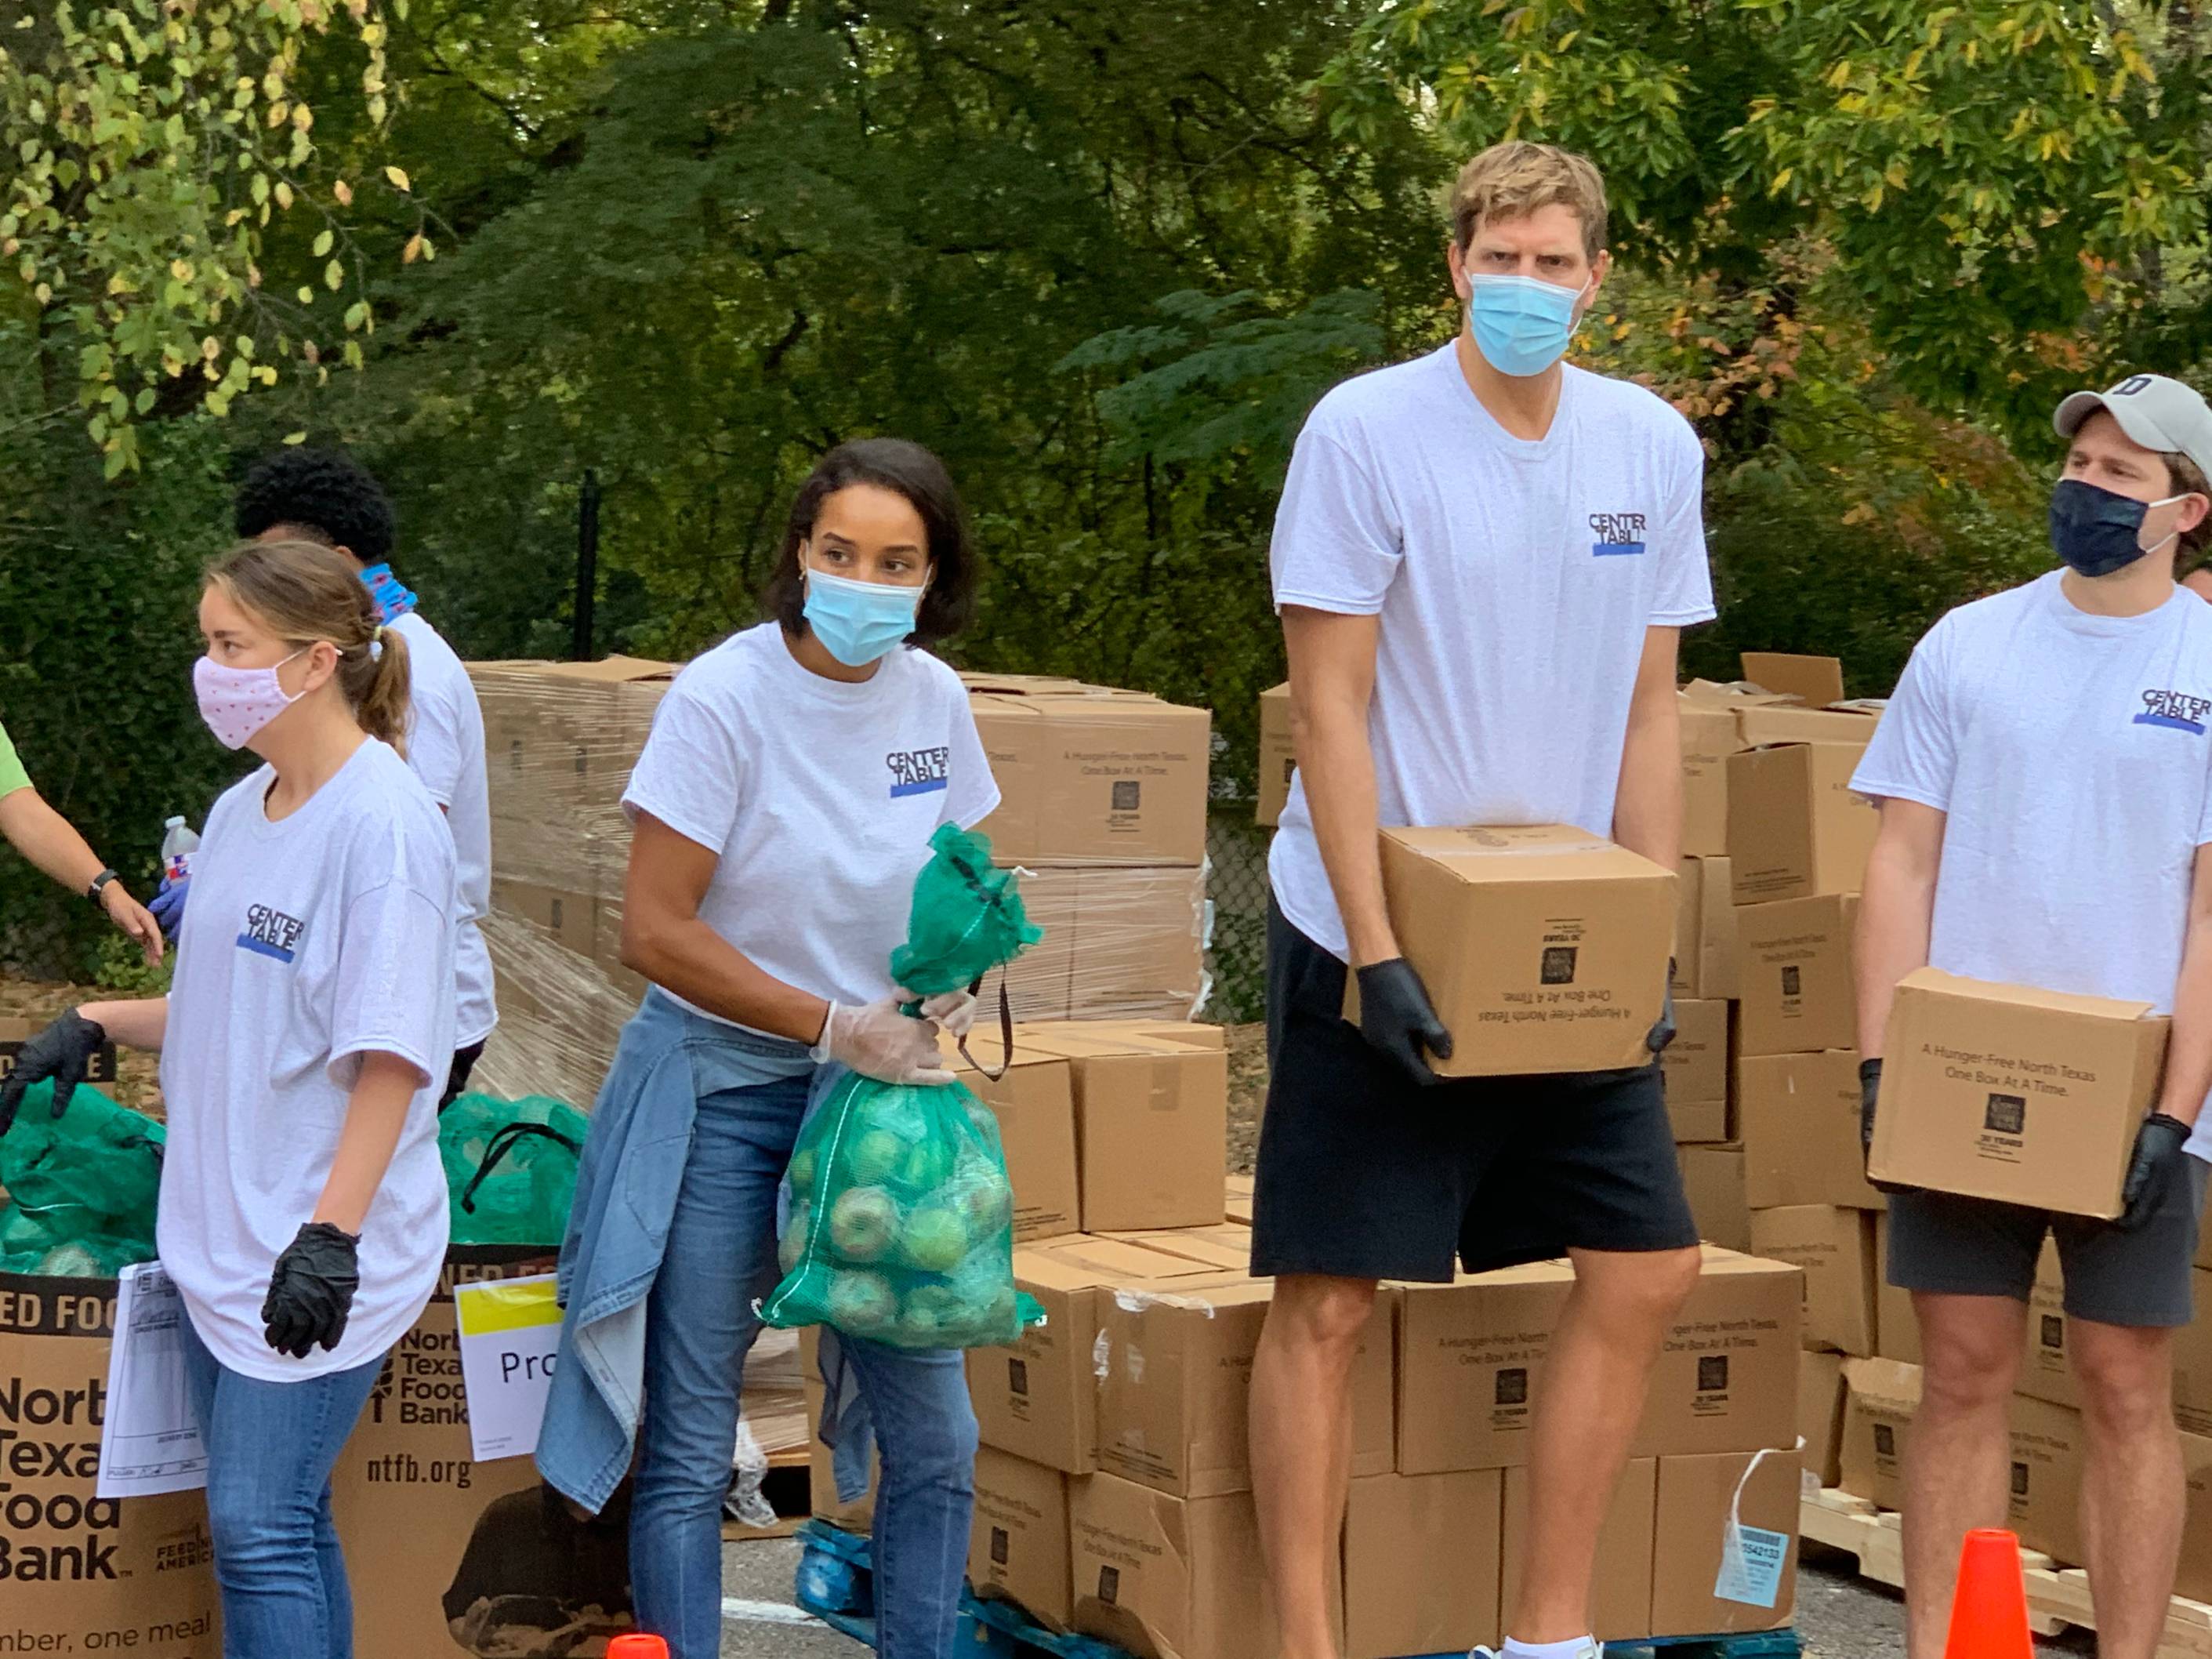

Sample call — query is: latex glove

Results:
[1354,958,1453,1087]
[1859,1058,1913,1196]
[2118,1113,2194,1232]
[1647,971,1678,1056]
[0,1009,107,1138]
[901,987,977,1040]
[148,874,190,941]
[262,1222,362,1359]
[814,996,955,1087]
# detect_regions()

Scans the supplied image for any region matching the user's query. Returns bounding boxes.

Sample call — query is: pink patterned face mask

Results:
[193,649,306,750]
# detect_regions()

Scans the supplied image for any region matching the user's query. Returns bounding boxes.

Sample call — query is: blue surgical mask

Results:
[2049,479,2184,578]
[1467,273,1589,378]
[802,563,926,667]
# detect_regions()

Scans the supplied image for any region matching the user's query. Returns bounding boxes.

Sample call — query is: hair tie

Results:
[369,623,385,662]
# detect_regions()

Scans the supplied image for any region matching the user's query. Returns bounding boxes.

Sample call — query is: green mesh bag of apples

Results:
[762,824,1048,1349]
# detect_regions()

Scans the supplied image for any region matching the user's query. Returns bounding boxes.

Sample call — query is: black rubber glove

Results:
[0,1009,107,1138]
[1355,958,1453,1086]
[1648,969,1678,1056]
[262,1222,362,1360]
[2118,1114,2193,1232]
[1859,1058,1912,1196]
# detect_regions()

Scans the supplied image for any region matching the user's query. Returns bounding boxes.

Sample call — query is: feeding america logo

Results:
[2135,688,2211,735]
[886,746,951,798]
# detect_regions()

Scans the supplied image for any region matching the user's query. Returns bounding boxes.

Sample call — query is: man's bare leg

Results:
[1250,1273,1377,1659]
[1902,1292,2026,1657]
[2071,1319,2184,1659]
[1507,1245,1701,1643]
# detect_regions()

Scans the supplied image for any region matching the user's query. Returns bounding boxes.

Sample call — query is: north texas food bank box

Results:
[1869,968,2170,1218]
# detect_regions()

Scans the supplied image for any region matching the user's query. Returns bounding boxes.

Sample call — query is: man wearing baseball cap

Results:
[1854,372,2212,1658]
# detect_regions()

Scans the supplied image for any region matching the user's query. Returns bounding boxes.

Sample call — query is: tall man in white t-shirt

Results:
[221,448,498,1105]
[1248,141,1714,1659]
[1855,374,2212,1659]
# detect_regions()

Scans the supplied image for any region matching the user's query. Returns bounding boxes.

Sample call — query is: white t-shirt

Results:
[622,625,1001,1018]
[1268,344,1716,955]
[1853,571,2212,1158]
[158,739,458,1380]
[390,610,495,1047]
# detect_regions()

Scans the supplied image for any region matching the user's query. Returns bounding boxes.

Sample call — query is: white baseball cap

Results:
[2054,373,2212,485]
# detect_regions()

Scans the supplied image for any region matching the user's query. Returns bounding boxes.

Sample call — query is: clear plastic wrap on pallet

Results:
[977,862,1212,1025]
[475,905,640,1111]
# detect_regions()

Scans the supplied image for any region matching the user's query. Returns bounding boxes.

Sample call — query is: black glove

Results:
[1859,1058,1913,1196]
[2118,1114,2193,1232]
[0,1009,107,1138]
[1355,958,1453,1086]
[1648,970,1678,1056]
[262,1222,362,1360]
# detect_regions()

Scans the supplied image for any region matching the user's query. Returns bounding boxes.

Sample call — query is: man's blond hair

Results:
[1450,141,1608,260]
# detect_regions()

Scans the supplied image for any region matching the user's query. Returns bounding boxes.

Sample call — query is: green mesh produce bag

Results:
[0,1081,164,1276]
[763,827,1044,1349]
[439,1094,587,1247]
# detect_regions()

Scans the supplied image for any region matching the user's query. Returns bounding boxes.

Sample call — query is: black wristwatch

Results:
[85,869,119,906]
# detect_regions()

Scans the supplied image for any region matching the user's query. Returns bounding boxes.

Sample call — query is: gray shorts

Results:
[1885,1153,2210,1328]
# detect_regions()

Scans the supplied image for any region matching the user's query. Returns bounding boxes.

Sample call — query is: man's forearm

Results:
[1611,703,1682,873]
[1854,852,1935,1063]
[1299,701,1396,966]
[2157,933,2212,1127]
[0,790,107,894]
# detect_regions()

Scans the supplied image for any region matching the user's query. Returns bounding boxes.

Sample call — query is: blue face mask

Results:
[2048,478,2184,578]
[1467,273,1589,378]
[802,564,927,667]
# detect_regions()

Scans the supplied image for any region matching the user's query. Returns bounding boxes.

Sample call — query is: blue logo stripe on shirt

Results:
[2134,712,2207,735]
[890,777,951,798]
[1591,542,1646,557]
[236,935,297,963]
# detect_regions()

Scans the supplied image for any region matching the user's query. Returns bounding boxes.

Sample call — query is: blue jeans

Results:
[632,1068,978,1659]
[178,1315,385,1659]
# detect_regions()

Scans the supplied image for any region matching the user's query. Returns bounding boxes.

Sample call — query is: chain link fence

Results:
[1206,803,1272,1027]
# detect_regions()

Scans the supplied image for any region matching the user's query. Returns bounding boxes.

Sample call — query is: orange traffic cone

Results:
[607,1637,670,1659]
[1943,1528,2035,1659]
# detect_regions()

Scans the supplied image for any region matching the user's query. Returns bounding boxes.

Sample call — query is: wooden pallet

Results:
[1802,1487,2212,1657]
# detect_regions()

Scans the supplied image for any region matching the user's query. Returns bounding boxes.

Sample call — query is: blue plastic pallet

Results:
[793,1520,1799,1659]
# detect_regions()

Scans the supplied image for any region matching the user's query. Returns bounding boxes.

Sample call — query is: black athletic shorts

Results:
[1249,899,1702,1283]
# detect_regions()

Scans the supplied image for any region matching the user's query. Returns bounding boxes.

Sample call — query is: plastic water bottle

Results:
[160,815,199,884]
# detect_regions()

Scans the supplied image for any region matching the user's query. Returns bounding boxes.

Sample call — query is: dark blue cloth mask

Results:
[2049,478,2179,577]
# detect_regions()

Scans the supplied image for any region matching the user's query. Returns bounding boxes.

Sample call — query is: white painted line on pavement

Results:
[721,1595,826,1627]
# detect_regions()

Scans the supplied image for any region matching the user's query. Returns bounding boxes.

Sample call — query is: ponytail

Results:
[205,539,415,757]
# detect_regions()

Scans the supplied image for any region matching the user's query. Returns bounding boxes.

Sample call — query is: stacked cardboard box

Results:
[463,659,1215,1106]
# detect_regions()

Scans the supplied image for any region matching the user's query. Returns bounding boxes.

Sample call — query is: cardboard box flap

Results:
[1741,652,1846,708]
[1035,1238,1224,1283]
[1736,706,1881,747]
[1681,680,1800,707]
[1896,965,2160,1024]
[474,655,676,685]
[1842,1356,1924,1412]
[1380,824,1669,883]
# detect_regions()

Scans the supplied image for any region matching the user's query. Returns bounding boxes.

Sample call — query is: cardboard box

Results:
[2018,1239,2075,1411]
[1225,1173,1256,1226]
[1020,1025,1228,1232]
[969,1250,1112,1474]
[1649,1450,1800,1635]
[1349,1290,1399,1481]
[1101,1227,1255,1275]
[488,878,598,957]
[1257,683,1295,829]
[1680,694,1747,858]
[1739,1050,1887,1212]
[1396,1262,1577,1475]
[1071,1475,1327,1659]
[1677,1144,1751,1252]
[2007,1394,2084,1566]
[1350,826,1675,1077]
[1503,1459,1655,1643]
[1741,652,1845,709]
[1838,1357,1920,1510]
[1802,1349,1847,1489]
[1728,743,1879,905]
[970,1449,1075,1630]
[2179,1433,2212,1603]
[979,869,1080,1025]
[0,1016,119,1086]
[1749,1206,1877,1356]
[1663,999,1732,1142]
[1068,866,1209,1022]
[2178,1276,2212,1436]
[1735,703,1882,749]
[970,690,1212,866]
[1345,1470,1504,1658]
[1094,1275,1274,1497]
[1635,1247,1800,1458]
[1869,968,2169,1218]
[1674,856,1739,1000]
[952,1042,1081,1242]
[1874,1214,1920,1365]
[1735,895,1859,1058]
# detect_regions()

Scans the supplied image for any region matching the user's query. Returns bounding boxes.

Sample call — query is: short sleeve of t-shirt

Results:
[1649,419,1717,626]
[328,880,453,1091]
[0,721,27,800]
[941,687,1000,830]
[1271,417,1403,617]
[1851,622,1958,813]
[624,681,746,855]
